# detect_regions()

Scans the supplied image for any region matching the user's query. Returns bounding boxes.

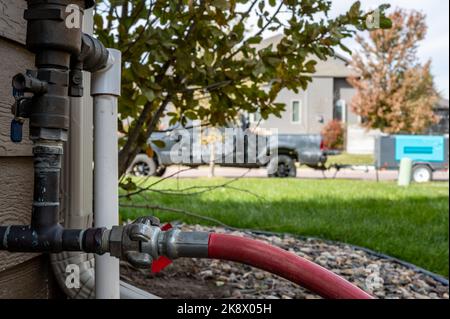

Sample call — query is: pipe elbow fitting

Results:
[79,33,109,73]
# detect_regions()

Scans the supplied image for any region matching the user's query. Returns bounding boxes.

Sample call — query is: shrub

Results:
[321,120,345,150]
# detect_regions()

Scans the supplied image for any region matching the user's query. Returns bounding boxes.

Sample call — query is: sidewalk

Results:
[162,166,450,182]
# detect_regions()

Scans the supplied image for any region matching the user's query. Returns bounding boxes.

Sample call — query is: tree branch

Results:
[120,203,237,230]
[121,167,194,199]
[226,2,284,61]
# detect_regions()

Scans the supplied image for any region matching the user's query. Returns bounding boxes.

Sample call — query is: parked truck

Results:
[375,135,449,183]
[128,121,328,178]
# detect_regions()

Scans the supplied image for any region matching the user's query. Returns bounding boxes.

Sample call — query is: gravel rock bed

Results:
[121,224,449,299]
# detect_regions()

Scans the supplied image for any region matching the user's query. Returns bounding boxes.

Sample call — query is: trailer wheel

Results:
[268,155,297,178]
[412,165,433,183]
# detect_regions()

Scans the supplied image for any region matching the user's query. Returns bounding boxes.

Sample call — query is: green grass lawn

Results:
[326,152,375,166]
[120,178,449,277]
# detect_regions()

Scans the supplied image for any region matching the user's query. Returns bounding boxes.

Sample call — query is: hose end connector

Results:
[107,217,161,269]
[155,229,209,260]
[103,216,210,269]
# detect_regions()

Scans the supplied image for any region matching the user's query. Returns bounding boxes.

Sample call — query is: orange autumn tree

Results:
[349,9,439,134]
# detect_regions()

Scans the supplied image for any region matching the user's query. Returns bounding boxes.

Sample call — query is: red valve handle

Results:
[151,223,174,273]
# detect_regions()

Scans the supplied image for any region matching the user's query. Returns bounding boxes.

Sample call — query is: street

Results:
[162,165,450,182]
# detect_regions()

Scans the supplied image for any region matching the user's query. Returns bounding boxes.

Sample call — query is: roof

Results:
[256,34,358,78]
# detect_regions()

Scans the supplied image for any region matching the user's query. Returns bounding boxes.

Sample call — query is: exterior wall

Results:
[0,0,59,299]
[306,77,334,134]
[258,87,308,134]
[258,77,334,135]
[258,77,364,136]
[346,126,381,155]
[313,55,356,78]
[334,78,359,126]
[258,77,382,156]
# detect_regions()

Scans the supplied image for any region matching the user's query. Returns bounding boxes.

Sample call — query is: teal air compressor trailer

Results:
[375,135,449,183]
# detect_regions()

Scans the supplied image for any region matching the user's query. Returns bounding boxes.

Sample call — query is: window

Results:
[292,101,301,123]
[334,99,347,123]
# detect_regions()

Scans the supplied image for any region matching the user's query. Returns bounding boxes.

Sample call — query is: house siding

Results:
[306,77,334,134]
[0,0,58,299]
[257,77,335,135]
[258,87,308,134]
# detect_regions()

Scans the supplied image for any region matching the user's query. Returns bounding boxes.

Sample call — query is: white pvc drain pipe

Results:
[92,49,122,299]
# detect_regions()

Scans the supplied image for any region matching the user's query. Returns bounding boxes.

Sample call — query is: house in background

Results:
[249,35,376,154]
[250,35,449,154]
[251,35,359,134]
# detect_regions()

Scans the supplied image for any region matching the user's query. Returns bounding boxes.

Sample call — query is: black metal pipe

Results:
[0,225,105,253]
[32,143,63,229]
[0,0,110,255]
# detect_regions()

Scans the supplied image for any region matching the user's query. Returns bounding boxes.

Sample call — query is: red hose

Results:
[208,233,373,299]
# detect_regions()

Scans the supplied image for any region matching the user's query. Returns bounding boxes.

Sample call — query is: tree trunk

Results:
[208,142,216,178]
[118,98,171,178]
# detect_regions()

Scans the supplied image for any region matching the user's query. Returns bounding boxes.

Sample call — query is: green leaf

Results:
[304,60,317,73]
[379,17,393,29]
[120,178,137,192]
[258,1,265,12]
[348,1,361,19]
[212,0,230,11]
[204,50,215,67]
[151,140,166,148]
[247,36,263,45]
[94,14,103,30]
[142,89,156,102]
[184,110,198,120]
[257,16,264,29]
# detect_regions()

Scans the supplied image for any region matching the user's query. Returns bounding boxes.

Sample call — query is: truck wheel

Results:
[154,166,167,177]
[128,154,158,177]
[412,165,433,183]
[268,155,297,178]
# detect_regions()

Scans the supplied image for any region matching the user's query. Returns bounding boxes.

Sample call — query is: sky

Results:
[253,0,450,99]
